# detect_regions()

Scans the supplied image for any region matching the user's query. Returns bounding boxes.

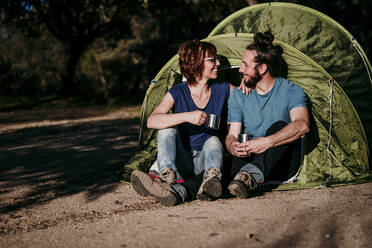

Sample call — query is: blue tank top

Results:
[169,82,230,151]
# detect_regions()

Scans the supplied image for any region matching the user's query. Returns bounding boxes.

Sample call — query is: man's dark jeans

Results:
[231,121,302,183]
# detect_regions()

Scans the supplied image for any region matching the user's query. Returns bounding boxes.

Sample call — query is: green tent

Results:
[123,3,371,189]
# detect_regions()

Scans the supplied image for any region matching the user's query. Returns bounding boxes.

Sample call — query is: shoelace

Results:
[205,168,221,180]
[237,172,256,188]
[160,169,176,182]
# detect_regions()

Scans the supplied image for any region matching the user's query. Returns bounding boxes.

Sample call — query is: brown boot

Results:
[196,168,222,201]
[228,171,257,199]
[130,170,180,206]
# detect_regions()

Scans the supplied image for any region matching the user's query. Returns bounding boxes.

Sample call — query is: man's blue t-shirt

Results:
[228,77,307,139]
[169,82,230,151]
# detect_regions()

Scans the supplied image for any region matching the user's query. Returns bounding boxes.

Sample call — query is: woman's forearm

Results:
[147,112,189,129]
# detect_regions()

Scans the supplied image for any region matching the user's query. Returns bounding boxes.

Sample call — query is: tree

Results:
[136,0,249,82]
[0,19,64,98]
[1,0,143,96]
[82,0,249,101]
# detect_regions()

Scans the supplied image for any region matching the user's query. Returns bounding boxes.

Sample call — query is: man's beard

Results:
[243,67,262,88]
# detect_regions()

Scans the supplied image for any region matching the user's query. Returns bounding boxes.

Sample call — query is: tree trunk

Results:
[59,44,85,97]
[94,56,109,101]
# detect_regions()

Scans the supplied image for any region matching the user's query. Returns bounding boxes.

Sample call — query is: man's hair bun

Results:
[254,30,274,49]
[246,29,287,77]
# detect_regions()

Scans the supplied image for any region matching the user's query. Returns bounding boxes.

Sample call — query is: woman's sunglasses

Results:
[203,55,221,64]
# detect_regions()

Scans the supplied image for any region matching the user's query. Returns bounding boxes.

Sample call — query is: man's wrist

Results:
[230,144,235,156]
[266,135,275,148]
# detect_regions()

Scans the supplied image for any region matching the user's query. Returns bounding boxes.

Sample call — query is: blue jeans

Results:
[149,127,224,181]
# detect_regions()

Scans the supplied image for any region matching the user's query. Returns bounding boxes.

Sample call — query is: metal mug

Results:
[238,133,252,143]
[205,114,220,129]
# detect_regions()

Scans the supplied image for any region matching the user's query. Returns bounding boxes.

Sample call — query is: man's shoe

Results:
[159,168,177,184]
[196,168,222,201]
[130,170,180,206]
[228,171,257,199]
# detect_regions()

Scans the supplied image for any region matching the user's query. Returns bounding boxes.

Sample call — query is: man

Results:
[225,30,310,198]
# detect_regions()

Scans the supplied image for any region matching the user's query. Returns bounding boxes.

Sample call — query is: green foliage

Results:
[74,0,248,104]
[1,0,144,97]
[0,23,64,97]
[0,0,370,105]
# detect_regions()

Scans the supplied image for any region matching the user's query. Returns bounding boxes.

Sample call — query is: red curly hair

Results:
[178,40,217,85]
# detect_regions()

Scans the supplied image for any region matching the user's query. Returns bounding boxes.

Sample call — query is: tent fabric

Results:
[208,2,372,164]
[122,3,372,189]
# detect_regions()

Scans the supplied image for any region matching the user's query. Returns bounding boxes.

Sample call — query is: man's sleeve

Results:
[227,89,243,123]
[288,84,307,111]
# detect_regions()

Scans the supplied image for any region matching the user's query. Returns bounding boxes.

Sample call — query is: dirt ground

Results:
[1,104,372,248]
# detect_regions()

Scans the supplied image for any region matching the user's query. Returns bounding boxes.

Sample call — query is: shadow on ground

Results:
[0,105,122,125]
[0,115,139,214]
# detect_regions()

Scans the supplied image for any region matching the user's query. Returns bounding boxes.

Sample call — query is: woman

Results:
[131,40,247,206]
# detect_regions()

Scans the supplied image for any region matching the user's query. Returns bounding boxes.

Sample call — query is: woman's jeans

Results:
[149,127,224,182]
